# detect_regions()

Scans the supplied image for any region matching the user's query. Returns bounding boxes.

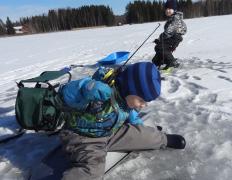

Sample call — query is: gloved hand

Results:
[157,125,162,131]
[166,134,186,149]
[83,80,112,102]
[153,39,160,44]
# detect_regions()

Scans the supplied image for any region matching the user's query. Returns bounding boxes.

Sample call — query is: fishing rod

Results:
[103,23,161,86]
[120,23,161,69]
[66,23,161,86]
[70,23,161,71]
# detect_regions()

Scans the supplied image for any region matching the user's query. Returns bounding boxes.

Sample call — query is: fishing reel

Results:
[102,68,117,87]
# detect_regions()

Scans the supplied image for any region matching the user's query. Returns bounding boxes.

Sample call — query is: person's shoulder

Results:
[175,11,183,15]
[173,11,184,20]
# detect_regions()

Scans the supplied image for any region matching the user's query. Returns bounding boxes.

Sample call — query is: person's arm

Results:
[164,13,187,39]
[60,78,112,109]
[82,79,112,102]
[163,22,176,39]
[127,109,143,125]
[155,19,177,43]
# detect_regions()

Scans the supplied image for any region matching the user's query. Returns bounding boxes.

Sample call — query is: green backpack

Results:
[15,70,72,131]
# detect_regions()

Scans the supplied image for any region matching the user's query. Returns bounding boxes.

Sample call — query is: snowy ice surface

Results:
[1,15,232,180]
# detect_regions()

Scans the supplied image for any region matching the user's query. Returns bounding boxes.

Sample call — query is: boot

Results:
[166,134,186,149]
[173,60,180,68]
[156,126,163,131]
[164,59,180,70]
[171,59,180,68]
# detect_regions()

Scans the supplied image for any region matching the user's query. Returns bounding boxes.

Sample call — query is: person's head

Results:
[116,62,161,109]
[165,0,177,17]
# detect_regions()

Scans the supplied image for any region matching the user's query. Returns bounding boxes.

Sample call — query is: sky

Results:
[0,0,136,22]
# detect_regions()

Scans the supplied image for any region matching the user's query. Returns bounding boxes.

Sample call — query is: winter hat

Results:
[165,0,177,11]
[116,62,161,102]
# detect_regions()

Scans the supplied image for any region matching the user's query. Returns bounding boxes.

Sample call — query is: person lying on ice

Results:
[152,0,187,70]
[58,62,186,180]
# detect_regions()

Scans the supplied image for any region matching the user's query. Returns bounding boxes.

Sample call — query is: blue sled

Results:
[98,51,130,65]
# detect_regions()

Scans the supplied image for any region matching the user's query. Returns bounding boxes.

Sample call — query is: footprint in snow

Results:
[0,107,15,116]
[179,73,189,80]
[192,76,201,80]
[168,79,181,94]
[185,82,207,95]
[218,75,232,83]
[178,57,232,72]
[196,93,217,104]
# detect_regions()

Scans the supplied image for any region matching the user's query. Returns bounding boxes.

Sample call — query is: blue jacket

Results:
[59,69,143,137]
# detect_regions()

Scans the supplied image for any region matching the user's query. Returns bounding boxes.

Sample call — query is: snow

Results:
[1,14,232,180]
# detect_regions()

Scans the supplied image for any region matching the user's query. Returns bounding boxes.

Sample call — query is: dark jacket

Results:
[155,11,187,52]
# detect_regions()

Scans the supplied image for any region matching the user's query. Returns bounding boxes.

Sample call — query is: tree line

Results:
[0,0,232,36]
[19,5,114,33]
[178,0,232,18]
[0,17,16,36]
[126,0,232,23]
[0,5,114,35]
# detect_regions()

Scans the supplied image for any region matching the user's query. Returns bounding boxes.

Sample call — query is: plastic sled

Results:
[98,51,130,65]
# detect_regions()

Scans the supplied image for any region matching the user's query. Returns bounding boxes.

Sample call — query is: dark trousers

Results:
[152,34,183,68]
[59,124,167,180]
[152,48,175,68]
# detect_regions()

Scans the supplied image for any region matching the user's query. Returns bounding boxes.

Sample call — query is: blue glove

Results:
[82,80,112,102]
[128,109,143,125]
